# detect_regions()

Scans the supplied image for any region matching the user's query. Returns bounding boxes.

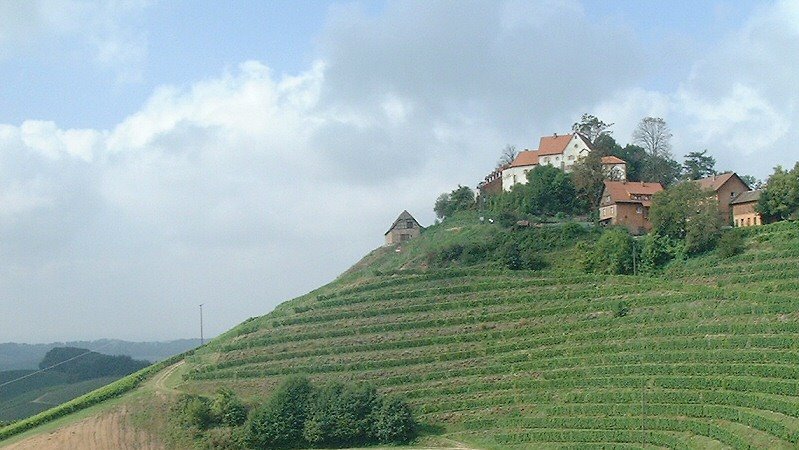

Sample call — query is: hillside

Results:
[161,218,799,449]
[4,218,799,449]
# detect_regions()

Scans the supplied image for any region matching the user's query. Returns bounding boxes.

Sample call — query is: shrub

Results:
[615,301,630,318]
[638,233,672,273]
[246,377,417,449]
[585,228,635,274]
[717,231,745,258]
[374,396,416,444]
[501,242,524,270]
[211,389,248,427]
[246,376,313,448]
[177,395,214,430]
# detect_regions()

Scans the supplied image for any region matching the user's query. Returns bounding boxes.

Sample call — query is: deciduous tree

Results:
[572,113,613,144]
[758,163,799,222]
[650,182,722,255]
[496,144,517,168]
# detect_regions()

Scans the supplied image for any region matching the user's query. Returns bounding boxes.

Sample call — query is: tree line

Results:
[38,347,150,383]
[173,376,417,449]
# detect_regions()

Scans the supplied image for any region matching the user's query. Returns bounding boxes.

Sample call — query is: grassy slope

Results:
[5,217,799,449]
[174,218,799,449]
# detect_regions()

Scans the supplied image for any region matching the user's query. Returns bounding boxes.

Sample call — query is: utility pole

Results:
[199,304,204,346]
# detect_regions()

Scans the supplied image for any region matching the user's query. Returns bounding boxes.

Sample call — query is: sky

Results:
[1,0,796,343]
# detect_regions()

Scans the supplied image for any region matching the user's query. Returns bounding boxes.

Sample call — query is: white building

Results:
[501,132,593,191]
[601,155,627,181]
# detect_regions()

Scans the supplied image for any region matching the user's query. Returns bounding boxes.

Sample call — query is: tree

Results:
[650,182,722,255]
[434,185,475,219]
[739,174,762,190]
[246,376,313,448]
[572,113,613,144]
[614,144,647,182]
[570,150,606,211]
[633,117,673,158]
[496,145,518,168]
[682,150,717,180]
[633,117,680,186]
[758,163,799,222]
[524,165,577,216]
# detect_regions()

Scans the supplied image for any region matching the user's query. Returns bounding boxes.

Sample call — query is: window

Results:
[400,234,411,242]
[406,219,414,229]
[568,155,575,160]
[636,206,642,214]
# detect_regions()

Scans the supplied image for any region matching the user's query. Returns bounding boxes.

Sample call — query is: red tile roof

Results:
[603,180,664,204]
[509,151,539,168]
[694,172,738,192]
[601,155,626,165]
[537,133,574,156]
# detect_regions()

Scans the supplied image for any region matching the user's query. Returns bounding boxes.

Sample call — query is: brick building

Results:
[731,190,763,227]
[694,172,751,225]
[598,181,664,235]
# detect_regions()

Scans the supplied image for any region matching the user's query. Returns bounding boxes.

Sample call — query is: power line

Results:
[0,341,116,390]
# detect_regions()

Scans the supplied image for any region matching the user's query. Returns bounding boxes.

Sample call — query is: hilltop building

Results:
[501,132,593,191]
[385,210,422,245]
[601,155,627,181]
[693,172,751,224]
[731,190,763,227]
[598,180,664,235]
[477,165,506,198]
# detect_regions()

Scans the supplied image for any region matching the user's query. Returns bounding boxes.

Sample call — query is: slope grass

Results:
[181,219,799,449]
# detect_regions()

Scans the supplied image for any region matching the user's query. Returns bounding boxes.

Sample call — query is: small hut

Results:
[384,210,422,245]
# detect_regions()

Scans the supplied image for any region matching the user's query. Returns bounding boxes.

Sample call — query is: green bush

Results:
[615,301,630,318]
[584,228,635,274]
[245,377,416,449]
[717,230,745,258]
[374,396,416,444]
[175,394,214,430]
[246,376,312,448]
[211,389,248,427]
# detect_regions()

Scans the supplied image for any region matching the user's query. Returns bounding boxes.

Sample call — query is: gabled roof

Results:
[385,210,419,235]
[509,150,539,168]
[602,180,664,204]
[601,155,626,165]
[694,172,748,192]
[731,189,762,205]
[537,133,575,156]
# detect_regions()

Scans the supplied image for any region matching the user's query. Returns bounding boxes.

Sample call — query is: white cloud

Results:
[0,0,150,82]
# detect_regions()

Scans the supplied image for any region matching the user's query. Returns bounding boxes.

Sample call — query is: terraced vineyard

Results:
[184,221,799,449]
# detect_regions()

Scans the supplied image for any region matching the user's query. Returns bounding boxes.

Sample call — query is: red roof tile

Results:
[509,151,539,167]
[601,156,626,165]
[536,133,574,156]
[603,181,664,204]
[694,172,737,192]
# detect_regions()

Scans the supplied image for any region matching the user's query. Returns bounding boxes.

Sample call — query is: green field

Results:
[0,370,122,422]
[175,219,799,449]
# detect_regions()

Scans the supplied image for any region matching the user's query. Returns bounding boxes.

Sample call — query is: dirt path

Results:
[151,360,185,394]
[1,407,164,450]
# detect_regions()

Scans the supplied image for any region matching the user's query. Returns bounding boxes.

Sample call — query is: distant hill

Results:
[0,347,149,422]
[0,339,201,371]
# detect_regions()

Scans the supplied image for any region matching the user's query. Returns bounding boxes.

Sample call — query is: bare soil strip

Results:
[1,407,164,450]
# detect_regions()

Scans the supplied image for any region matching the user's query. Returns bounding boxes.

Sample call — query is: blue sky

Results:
[0,0,796,343]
